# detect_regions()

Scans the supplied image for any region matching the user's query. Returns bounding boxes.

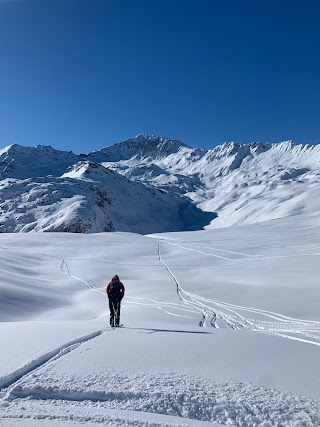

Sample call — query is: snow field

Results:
[3,403,219,427]
[2,328,320,426]
[0,322,104,390]
[1,213,320,425]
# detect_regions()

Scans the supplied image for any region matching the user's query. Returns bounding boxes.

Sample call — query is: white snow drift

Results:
[1,212,320,426]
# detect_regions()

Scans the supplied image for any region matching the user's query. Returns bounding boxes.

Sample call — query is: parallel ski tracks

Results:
[154,239,320,347]
[1,241,320,346]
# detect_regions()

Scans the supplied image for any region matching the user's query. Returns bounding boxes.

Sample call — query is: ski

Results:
[109,324,123,330]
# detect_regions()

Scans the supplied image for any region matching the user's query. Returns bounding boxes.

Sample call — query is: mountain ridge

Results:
[1,134,320,233]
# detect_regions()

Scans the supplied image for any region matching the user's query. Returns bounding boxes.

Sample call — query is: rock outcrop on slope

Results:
[90,136,320,228]
[1,134,320,232]
[0,159,213,233]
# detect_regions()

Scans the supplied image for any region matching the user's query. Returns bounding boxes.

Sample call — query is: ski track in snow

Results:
[2,242,320,346]
[1,244,320,426]
[61,235,320,347]
[0,243,200,320]
[60,257,200,320]
[1,405,217,427]
[5,242,320,346]
[153,239,320,347]
[0,329,107,400]
[161,240,320,263]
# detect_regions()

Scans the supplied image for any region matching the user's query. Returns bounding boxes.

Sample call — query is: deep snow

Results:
[1,212,320,426]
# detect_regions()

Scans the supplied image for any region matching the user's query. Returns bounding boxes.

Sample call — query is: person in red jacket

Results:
[106,274,125,327]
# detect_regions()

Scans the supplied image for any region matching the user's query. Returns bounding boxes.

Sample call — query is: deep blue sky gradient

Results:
[0,0,320,152]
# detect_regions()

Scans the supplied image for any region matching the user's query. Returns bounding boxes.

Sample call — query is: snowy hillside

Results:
[0,161,211,234]
[95,136,320,228]
[1,213,320,426]
[0,144,79,180]
[87,134,193,162]
[1,135,320,233]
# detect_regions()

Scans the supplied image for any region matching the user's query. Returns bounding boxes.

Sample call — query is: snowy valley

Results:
[1,136,320,426]
[2,135,320,233]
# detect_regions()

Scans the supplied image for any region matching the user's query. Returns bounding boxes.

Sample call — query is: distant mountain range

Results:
[1,134,320,233]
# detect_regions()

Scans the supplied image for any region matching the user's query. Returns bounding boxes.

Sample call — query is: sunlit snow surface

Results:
[3,137,320,234]
[1,213,320,426]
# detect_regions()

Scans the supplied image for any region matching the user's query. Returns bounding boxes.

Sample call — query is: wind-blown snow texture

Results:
[1,135,320,426]
[1,135,320,233]
[1,213,320,426]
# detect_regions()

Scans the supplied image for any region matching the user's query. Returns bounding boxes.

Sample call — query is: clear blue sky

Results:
[0,0,320,152]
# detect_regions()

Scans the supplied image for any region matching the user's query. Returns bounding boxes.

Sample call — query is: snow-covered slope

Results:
[94,136,320,228]
[0,144,79,179]
[1,135,320,233]
[0,161,212,234]
[1,213,320,426]
[87,134,194,162]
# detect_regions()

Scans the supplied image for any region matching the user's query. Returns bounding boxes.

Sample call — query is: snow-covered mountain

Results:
[2,139,320,426]
[0,160,212,234]
[92,136,320,228]
[0,144,79,179]
[1,134,320,233]
[87,134,193,162]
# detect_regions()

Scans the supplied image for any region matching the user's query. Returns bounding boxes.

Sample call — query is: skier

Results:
[106,274,125,327]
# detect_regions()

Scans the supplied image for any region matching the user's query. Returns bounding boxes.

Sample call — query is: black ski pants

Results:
[109,299,121,327]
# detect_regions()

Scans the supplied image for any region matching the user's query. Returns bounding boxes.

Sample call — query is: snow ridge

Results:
[7,367,320,426]
[88,134,190,162]
[0,159,213,234]
[1,135,320,232]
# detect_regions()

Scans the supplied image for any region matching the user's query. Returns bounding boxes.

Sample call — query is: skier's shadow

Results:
[122,327,214,335]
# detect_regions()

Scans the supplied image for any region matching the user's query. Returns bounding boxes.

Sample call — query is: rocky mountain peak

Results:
[87,134,189,162]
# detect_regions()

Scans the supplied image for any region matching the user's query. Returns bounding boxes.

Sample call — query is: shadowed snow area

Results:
[3,136,320,233]
[1,213,320,426]
[0,165,214,234]
[98,136,320,229]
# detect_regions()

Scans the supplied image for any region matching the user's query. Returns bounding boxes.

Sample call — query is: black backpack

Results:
[109,280,122,300]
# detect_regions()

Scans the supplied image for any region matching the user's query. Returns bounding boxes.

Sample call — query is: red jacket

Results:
[106,275,125,300]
